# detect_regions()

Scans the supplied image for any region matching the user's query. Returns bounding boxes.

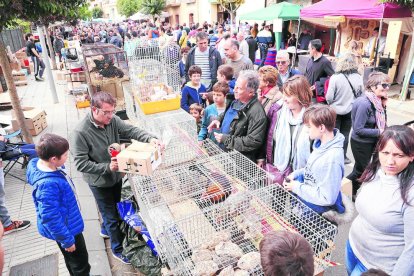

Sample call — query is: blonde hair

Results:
[283,75,312,107]
[335,52,358,74]
[258,65,279,87]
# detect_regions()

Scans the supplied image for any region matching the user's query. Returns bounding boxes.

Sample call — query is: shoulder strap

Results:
[343,74,357,98]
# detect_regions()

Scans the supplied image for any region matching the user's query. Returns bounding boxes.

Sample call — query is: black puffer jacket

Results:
[219,97,268,162]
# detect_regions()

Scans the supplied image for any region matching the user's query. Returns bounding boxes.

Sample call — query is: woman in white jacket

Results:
[346,125,414,276]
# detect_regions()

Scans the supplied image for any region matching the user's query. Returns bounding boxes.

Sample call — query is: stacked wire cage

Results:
[127,38,182,114]
[130,151,338,275]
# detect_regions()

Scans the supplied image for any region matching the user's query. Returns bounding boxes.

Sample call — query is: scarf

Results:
[365,91,386,133]
[273,105,310,171]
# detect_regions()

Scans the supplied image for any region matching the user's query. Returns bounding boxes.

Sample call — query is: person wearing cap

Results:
[256,25,273,68]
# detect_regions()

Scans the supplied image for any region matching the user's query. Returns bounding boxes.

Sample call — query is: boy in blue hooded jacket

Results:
[181,65,206,112]
[26,133,90,275]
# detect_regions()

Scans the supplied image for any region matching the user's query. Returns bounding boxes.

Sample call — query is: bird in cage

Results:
[93,57,124,78]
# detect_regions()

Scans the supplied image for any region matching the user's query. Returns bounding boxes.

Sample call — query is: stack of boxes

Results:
[11,107,48,136]
[12,70,28,86]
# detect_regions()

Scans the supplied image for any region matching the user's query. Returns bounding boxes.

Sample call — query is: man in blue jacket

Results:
[27,133,90,275]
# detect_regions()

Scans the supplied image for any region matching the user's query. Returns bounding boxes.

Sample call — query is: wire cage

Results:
[129,151,269,260]
[157,184,338,276]
[81,43,130,94]
[130,150,338,274]
[127,39,182,115]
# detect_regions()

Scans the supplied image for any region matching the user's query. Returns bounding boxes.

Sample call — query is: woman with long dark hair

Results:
[346,125,414,276]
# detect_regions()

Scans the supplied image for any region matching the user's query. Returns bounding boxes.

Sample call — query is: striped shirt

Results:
[195,48,211,88]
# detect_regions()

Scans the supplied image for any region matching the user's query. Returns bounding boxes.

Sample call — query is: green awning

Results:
[238,1,301,21]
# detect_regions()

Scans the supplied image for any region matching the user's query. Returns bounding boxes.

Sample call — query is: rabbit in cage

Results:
[193,260,219,276]
[214,192,253,225]
[200,230,231,250]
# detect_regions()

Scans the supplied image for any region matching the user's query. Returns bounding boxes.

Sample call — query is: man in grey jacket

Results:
[70,92,162,265]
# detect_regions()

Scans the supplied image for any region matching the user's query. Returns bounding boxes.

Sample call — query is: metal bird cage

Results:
[130,151,338,275]
[159,184,338,275]
[128,38,181,100]
[82,43,130,94]
[129,151,270,261]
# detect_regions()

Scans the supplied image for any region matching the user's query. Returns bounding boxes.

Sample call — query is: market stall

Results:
[300,0,413,84]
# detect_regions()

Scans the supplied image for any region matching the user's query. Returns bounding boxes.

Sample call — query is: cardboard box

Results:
[15,52,27,60]
[117,142,162,176]
[57,70,70,81]
[11,107,47,136]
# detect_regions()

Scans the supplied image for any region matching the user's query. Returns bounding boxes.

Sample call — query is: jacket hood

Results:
[312,129,345,154]
[26,158,67,187]
[185,82,202,90]
[228,79,236,89]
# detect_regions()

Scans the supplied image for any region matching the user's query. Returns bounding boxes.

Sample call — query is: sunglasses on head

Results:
[380,83,391,89]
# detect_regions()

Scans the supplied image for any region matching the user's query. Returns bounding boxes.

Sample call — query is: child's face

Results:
[217,72,225,82]
[190,110,201,121]
[213,91,225,106]
[52,150,69,168]
[190,73,201,86]
[306,121,322,141]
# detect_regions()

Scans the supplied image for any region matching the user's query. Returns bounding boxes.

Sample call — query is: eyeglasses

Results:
[381,83,391,89]
[276,60,287,65]
[98,108,116,116]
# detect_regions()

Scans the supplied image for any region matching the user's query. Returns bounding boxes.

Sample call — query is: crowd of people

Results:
[0,19,412,276]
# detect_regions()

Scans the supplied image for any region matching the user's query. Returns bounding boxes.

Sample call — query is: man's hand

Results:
[208,120,220,133]
[283,177,298,192]
[0,136,5,142]
[65,244,76,252]
[109,157,118,172]
[198,140,204,147]
[214,132,224,143]
[257,160,265,169]
[150,138,165,151]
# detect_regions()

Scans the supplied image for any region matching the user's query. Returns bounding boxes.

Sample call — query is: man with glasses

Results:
[185,31,222,90]
[208,70,267,162]
[70,92,163,265]
[275,50,301,91]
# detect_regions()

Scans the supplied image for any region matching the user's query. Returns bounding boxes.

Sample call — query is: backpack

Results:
[315,77,330,104]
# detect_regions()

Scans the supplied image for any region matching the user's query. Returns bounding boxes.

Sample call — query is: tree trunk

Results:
[0,42,33,143]
[44,26,57,70]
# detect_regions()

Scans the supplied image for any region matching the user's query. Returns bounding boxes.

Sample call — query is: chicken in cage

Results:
[157,185,338,276]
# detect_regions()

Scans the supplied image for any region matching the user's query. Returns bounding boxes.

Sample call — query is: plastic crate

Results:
[410,72,414,85]
[137,96,181,115]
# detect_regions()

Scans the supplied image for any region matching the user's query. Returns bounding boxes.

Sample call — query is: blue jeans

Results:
[346,240,368,276]
[0,168,12,227]
[89,181,124,254]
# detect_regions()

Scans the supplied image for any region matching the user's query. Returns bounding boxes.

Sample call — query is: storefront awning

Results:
[239,1,301,21]
[300,0,412,19]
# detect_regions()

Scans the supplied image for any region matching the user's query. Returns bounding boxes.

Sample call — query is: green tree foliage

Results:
[0,0,86,32]
[117,0,142,17]
[141,0,166,20]
[92,6,104,18]
[380,0,414,10]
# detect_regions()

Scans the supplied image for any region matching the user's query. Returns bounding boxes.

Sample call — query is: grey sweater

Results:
[70,113,155,188]
[326,73,363,115]
[349,170,414,275]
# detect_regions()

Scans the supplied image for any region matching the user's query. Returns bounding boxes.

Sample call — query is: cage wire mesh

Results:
[128,38,181,99]
[130,150,338,274]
